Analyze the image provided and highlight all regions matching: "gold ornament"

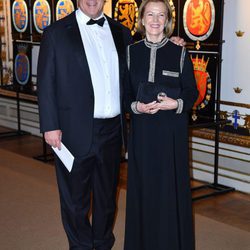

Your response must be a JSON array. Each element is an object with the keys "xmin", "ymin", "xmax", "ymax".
[
  {"xmin": 235, "ymin": 30, "xmax": 244, "ymax": 37},
  {"xmin": 233, "ymin": 87, "xmax": 242, "ymax": 93}
]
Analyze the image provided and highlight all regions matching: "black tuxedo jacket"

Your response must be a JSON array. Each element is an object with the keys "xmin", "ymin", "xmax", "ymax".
[{"xmin": 37, "ymin": 12, "xmax": 132, "ymax": 157}]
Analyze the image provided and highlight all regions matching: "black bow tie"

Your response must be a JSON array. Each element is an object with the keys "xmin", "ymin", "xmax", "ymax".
[{"xmin": 86, "ymin": 17, "xmax": 105, "ymax": 27}]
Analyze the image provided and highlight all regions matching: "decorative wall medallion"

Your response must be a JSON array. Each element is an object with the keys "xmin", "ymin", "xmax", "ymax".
[
  {"xmin": 219, "ymin": 109, "xmax": 250, "ymax": 136},
  {"xmin": 243, "ymin": 115, "xmax": 250, "ymax": 131},
  {"xmin": 56, "ymin": 0, "xmax": 75, "ymax": 21},
  {"xmin": 114, "ymin": 0, "xmax": 139, "ymax": 36},
  {"xmin": 14, "ymin": 44, "xmax": 30, "ymax": 85},
  {"xmin": 232, "ymin": 110, "xmax": 240, "ymax": 129},
  {"xmin": 233, "ymin": 87, "xmax": 242, "ymax": 94},
  {"xmin": 235, "ymin": 30, "xmax": 244, "ymax": 37},
  {"xmin": 168, "ymin": 0, "xmax": 176, "ymax": 34},
  {"xmin": 183, "ymin": 0, "xmax": 215, "ymax": 48},
  {"xmin": 33, "ymin": 0, "xmax": 51, "ymax": 34},
  {"xmin": 12, "ymin": 0, "xmax": 28, "ymax": 33},
  {"xmin": 219, "ymin": 111, "xmax": 229, "ymax": 128}
]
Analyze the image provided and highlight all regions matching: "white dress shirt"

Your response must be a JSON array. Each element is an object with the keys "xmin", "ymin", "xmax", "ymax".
[{"xmin": 76, "ymin": 9, "xmax": 120, "ymax": 118}]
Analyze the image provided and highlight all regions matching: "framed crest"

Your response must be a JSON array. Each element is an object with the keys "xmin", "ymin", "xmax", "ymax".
[
  {"xmin": 13, "ymin": 41, "xmax": 33, "ymax": 93},
  {"xmin": 54, "ymin": 0, "xmax": 77, "ymax": 21},
  {"xmin": 31, "ymin": 0, "xmax": 53, "ymax": 42},
  {"xmin": 11, "ymin": 0, "xmax": 31, "ymax": 41},
  {"xmin": 179, "ymin": 0, "xmax": 221, "ymax": 52},
  {"xmin": 190, "ymin": 52, "xmax": 218, "ymax": 122},
  {"xmin": 113, "ymin": 0, "xmax": 140, "ymax": 36}
]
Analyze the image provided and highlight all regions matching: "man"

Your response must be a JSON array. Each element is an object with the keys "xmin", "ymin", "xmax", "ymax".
[
  {"xmin": 37, "ymin": 0, "xmax": 184, "ymax": 249},
  {"xmin": 37, "ymin": 0, "xmax": 132, "ymax": 249}
]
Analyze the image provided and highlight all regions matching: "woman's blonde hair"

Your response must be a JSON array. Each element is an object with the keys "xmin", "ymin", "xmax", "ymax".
[{"xmin": 137, "ymin": 0, "xmax": 173, "ymax": 38}]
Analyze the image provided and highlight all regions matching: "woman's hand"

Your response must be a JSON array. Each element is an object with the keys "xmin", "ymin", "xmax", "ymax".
[
  {"xmin": 136, "ymin": 97, "xmax": 178, "ymax": 114},
  {"xmin": 155, "ymin": 96, "xmax": 178, "ymax": 111},
  {"xmin": 137, "ymin": 101, "xmax": 159, "ymax": 114}
]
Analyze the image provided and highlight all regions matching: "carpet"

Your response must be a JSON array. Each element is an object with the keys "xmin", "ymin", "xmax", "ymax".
[{"xmin": 0, "ymin": 149, "xmax": 249, "ymax": 250}]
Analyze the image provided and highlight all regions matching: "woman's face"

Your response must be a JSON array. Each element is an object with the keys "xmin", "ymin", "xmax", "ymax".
[{"xmin": 142, "ymin": 2, "xmax": 168, "ymax": 42}]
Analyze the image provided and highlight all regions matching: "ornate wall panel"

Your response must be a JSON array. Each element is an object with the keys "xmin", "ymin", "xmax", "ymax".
[
  {"xmin": 13, "ymin": 41, "xmax": 32, "ymax": 93},
  {"xmin": 11, "ymin": 0, "xmax": 31, "ymax": 41},
  {"xmin": 31, "ymin": 0, "xmax": 52, "ymax": 42},
  {"xmin": 54, "ymin": 0, "xmax": 77, "ymax": 21}
]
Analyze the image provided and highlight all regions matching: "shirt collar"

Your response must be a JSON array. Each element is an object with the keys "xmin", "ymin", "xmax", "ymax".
[
  {"xmin": 76, "ymin": 8, "xmax": 105, "ymax": 26},
  {"xmin": 144, "ymin": 36, "xmax": 169, "ymax": 49}
]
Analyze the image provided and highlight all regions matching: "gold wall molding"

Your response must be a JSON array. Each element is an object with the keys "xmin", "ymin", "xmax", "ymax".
[
  {"xmin": 190, "ymin": 128, "xmax": 250, "ymax": 148},
  {"xmin": 220, "ymin": 100, "xmax": 250, "ymax": 109},
  {"xmin": 0, "ymin": 88, "xmax": 37, "ymax": 102}
]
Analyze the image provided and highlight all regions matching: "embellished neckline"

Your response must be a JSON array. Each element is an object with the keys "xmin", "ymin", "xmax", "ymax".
[{"xmin": 144, "ymin": 36, "xmax": 169, "ymax": 49}]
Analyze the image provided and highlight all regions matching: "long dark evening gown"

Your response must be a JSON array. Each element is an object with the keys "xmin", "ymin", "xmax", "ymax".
[{"xmin": 124, "ymin": 37, "xmax": 198, "ymax": 250}]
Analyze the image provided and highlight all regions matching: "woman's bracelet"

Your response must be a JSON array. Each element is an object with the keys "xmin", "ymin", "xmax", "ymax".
[
  {"xmin": 131, "ymin": 101, "xmax": 142, "ymax": 114},
  {"xmin": 176, "ymin": 99, "xmax": 183, "ymax": 114}
]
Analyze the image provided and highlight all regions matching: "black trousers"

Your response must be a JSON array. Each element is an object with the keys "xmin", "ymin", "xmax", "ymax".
[{"xmin": 55, "ymin": 116, "xmax": 122, "ymax": 250}]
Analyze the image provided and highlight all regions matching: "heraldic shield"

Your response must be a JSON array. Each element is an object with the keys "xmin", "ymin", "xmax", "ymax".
[{"xmin": 191, "ymin": 54, "xmax": 213, "ymax": 121}]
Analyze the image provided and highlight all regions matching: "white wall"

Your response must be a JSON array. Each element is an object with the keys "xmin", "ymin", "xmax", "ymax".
[
  {"xmin": 190, "ymin": 136, "xmax": 250, "ymax": 193},
  {"xmin": 221, "ymin": 0, "xmax": 250, "ymax": 124},
  {"xmin": 189, "ymin": 0, "xmax": 250, "ymax": 193}
]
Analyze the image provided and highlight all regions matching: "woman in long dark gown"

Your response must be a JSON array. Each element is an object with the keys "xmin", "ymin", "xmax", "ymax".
[{"xmin": 124, "ymin": 0, "xmax": 198, "ymax": 249}]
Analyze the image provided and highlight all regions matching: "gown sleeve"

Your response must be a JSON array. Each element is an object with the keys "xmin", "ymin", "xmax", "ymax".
[
  {"xmin": 178, "ymin": 49, "xmax": 199, "ymax": 113},
  {"xmin": 124, "ymin": 45, "xmax": 138, "ymax": 114}
]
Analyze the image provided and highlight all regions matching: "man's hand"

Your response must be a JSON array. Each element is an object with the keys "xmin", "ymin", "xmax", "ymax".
[
  {"xmin": 170, "ymin": 36, "xmax": 186, "ymax": 46},
  {"xmin": 44, "ymin": 130, "xmax": 62, "ymax": 149}
]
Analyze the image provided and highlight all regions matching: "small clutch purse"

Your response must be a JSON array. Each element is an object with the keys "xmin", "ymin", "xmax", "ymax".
[{"xmin": 136, "ymin": 82, "xmax": 168, "ymax": 103}]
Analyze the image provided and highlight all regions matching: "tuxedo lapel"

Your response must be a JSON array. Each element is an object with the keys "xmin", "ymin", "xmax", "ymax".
[{"xmin": 64, "ymin": 12, "xmax": 91, "ymax": 73}]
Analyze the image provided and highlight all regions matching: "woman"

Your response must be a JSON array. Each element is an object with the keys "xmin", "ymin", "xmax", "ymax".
[{"xmin": 124, "ymin": 0, "xmax": 198, "ymax": 249}]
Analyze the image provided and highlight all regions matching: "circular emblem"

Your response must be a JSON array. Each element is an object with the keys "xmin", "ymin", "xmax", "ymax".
[
  {"xmin": 15, "ymin": 52, "xmax": 30, "ymax": 85},
  {"xmin": 183, "ymin": 0, "xmax": 215, "ymax": 41},
  {"xmin": 114, "ymin": 0, "xmax": 139, "ymax": 36},
  {"xmin": 56, "ymin": 0, "xmax": 75, "ymax": 21},
  {"xmin": 33, "ymin": 0, "xmax": 51, "ymax": 34},
  {"xmin": 12, "ymin": 0, "xmax": 28, "ymax": 32},
  {"xmin": 191, "ymin": 55, "xmax": 212, "ymax": 113}
]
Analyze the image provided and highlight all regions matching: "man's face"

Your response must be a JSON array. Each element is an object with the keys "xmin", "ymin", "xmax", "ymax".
[{"xmin": 78, "ymin": 0, "xmax": 105, "ymax": 19}]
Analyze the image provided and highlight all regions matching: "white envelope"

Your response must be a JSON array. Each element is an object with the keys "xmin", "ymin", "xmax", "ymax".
[{"xmin": 52, "ymin": 142, "xmax": 74, "ymax": 172}]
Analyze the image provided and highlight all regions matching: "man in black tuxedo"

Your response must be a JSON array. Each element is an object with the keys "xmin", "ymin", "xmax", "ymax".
[{"xmin": 37, "ymin": 0, "xmax": 132, "ymax": 249}]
